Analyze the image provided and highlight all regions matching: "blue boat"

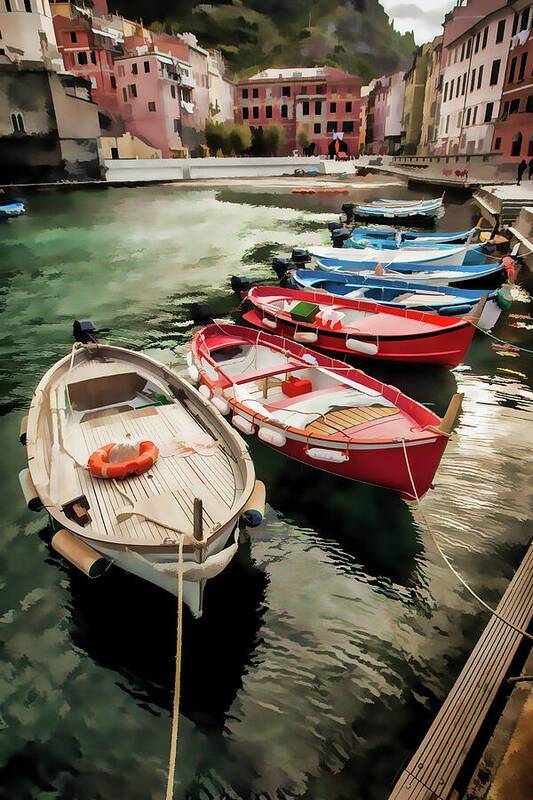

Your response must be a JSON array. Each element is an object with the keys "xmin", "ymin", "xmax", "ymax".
[
  {"xmin": 338, "ymin": 226, "xmax": 479, "ymax": 249},
  {"xmin": 342, "ymin": 195, "xmax": 444, "ymax": 223},
  {"xmin": 0, "ymin": 201, "xmax": 25, "ymax": 220},
  {"xmin": 288, "ymin": 269, "xmax": 508, "ymax": 329}
]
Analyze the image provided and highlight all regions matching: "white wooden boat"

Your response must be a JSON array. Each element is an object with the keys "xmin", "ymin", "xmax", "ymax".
[
  {"xmin": 19, "ymin": 336, "xmax": 258, "ymax": 617},
  {"xmin": 308, "ymin": 242, "xmax": 484, "ymax": 267}
]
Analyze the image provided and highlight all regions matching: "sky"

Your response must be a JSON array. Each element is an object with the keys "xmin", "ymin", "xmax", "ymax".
[{"xmin": 380, "ymin": 0, "xmax": 457, "ymax": 45}]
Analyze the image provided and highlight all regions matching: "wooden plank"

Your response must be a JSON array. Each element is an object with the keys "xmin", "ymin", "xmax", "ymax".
[{"xmin": 389, "ymin": 542, "xmax": 533, "ymax": 800}]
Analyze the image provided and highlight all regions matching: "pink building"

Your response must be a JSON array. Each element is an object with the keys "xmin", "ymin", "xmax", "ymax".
[
  {"xmin": 114, "ymin": 50, "xmax": 195, "ymax": 156},
  {"xmin": 436, "ymin": 0, "xmax": 514, "ymax": 154},
  {"xmin": 235, "ymin": 67, "xmax": 362, "ymax": 156},
  {"xmin": 365, "ymin": 71, "xmax": 405, "ymax": 155}
]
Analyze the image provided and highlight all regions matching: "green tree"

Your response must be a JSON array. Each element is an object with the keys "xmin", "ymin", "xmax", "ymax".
[
  {"xmin": 228, "ymin": 123, "xmax": 252, "ymax": 154},
  {"xmin": 264, "ymin": 124, "xmax": 286, "ymax": 156},
  {"xmin": 297, "ymin": 125, "xmax": 310, "ymax": 151},
  {"xmin": 205, "ymin": 120, "xmax": 226, "ymax": 155}
]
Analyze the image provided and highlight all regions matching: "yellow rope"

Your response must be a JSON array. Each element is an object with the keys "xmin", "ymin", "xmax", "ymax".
[
  {"xmin": 165, "ymin": 534, "xmax": 184, "ymax": 800},
  {"xmin": 400, "ymin": 439, "xmax": 533, "ymax": 642}
]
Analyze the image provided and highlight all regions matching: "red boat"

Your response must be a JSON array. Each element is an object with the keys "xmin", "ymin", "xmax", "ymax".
[
  {"xmin": 242, "ymin": 285, "xmax": 480, "ymax": 368},
  {"xmin": 189, "ymin": 323, "xmax": 463, "ymax": 499}
]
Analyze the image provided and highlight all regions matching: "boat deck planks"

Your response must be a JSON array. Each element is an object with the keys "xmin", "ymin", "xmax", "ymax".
[
  {"xmin": 306, "ymin": 405, "xmax": 398, "ymax": 436},
  {"xmin": 388, "ymin": 541, "xmax": 533, "ymax": 800}
]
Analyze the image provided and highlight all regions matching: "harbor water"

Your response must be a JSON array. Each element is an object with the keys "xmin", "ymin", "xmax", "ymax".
[{"xmin": 0, "ymin": 178, "xmax": 532, "ymax": 800}]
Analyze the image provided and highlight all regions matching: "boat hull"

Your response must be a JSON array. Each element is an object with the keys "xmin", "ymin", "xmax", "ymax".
[{"xmin": 242, "ymin": 307, "xmax": 475, "ymax": 367}]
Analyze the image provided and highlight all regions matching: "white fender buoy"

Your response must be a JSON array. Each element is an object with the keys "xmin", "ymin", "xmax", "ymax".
[
  {"xmin": 187, "ymin": 364, "xmax": 199, "ymax": 382},
  {"xmin": 19, "ymin": 415, "xmax": 29, "ymax": 446},
  {"xmin": 346, "ymin": 338, "xmax": 379, "ymax": 355},
  {"xmin": 211, "ymin": 395, "xmax": 230, "ymax": 415},
  {"xmin": 241, "ymin": 480, "xmax": 266, "ymax": 527},
  {"xmin": 262, "ymin": 316, "xmax": 277, "ymax": 329},
  {"xmin": 51, "ymin": 529, "xmax": 110, "ymax": 578},
  {"xmin": 18, "ymin": 468, "xmax": 43, "ymax": 512},
  {"xmin": 258, "ymin": 426, "xmax": 286, "ymax": 447},
  {"xmin": 294, "ymin": 331, "xmax": 318, "ymax": 344},
  {"xmin": 198, "ymin": 383, "xmax": 211, "ymax": 399},
  {"xmin": 307, "ymin": 447, "xmax": 349, "ymax": 463},
  {"xmin": 232, "ymin": 414, "xmax": 256, "ymax": 435}
]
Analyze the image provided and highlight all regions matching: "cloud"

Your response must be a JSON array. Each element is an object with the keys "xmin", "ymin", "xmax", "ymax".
[{"xmin": 380, "ymin": 0, "xmax": 456, "ymax": 44}]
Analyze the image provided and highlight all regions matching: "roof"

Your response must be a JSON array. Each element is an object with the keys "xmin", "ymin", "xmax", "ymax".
[{"xmin": 242, "ymin": 65, "xmax": 361, "ymax": 83}]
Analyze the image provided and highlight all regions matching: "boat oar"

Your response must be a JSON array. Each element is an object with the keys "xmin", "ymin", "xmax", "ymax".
[
  {"xmin": 426, "ymin": 393, "xmax": 464, "ymax": 438},
  {"xmin": 49, "ymin": 387, "xmax": 80, "ymax": 507}
]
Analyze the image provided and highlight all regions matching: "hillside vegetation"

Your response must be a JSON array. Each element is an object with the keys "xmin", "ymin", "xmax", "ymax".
[{"xmin": 111, "ymin": 0, "xmax": 416, "ymax": 80}]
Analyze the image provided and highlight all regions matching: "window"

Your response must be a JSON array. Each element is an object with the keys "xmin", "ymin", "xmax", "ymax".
[
  {"xmin": 174, "ymin": 119, "xmax": 179, "ymax": 132},
  {"xmin": 90, "ymin": 51, "xmax": 96, "ymax": 65},
  {"xmin": 282, "ymin": 86, "xmax": 291, "ymax": 97},
  {"xmin": 443, "ymin": 83, "xmax": 448, "ymax": 103},
  {"xmin": 458, "ymin": 110, "xmax": 462, "ymax": 128},
  {"xmin": 300, "ymin": 85, "xmax": 308, "ymax": 94},
  {"xmin": 477, "ymin": 65, "xmax": 483, "ymax": 89},
  {"xmin": 326, "ymin": 121, "xmax": 338, "ymax": 132},
  {"xmin": 450, "ymin": 79, "xmax": 454, "ymax": 97},
  {"xmin": 144, "ymin": 60, "xmax": 150, "ymax": 73},
  {"xmin": 24, "ymin": 0, "xmax": 31, "ymax": 11},
  {"xmin": 512, "ymin": 12, "xmax": 519, "ymax": 37},
  {"xmin": 466, "ymin": 108, "xmax": 471, "ymax": 126},
  {"xmin": 454, "ymin": 48, "xmax": 458, "ymax": 63},
  {"xmin": 482, "ymin": 27, "xmax": 488, "ymax": 48},
  {"xmin": 314, "ymin": 123, "xmax": 321, "ymax": 134},
  {"xmin": 496, "ymin": 19, "xmax": 506, "ymax": 43},
  {"xmin": 128, "ymin": 84, "xmax": 137, "ymax": 98},
  {"xmin": 302, "ymin": 101, "xmax": 309, "ymax": 115},
  {"xmin": 527, "ymin": 95, "xmax": 533, "ymax": 113},
  {"xmin": 474, "ymin": 31, "xmax": 480, "ymax": 53},
  {"xmin": 5, "ymin": 0, "xmax": 11, "ymax": 10},
  {"xmin": 330, "ymin": 101, "xmax": 336, "ymax": 112},
  {"xmin": 502, "ymin": 100, "xmax": 509, "ymax": 119},
  {"xmin": 484, "ymin": 101, "xmax": 494, "ymax": 122},
  {"xmin": 494, "ymin": 137, "xmax": 501, "ymax": 150},
  {"xmin": 314, "ymin": 100, "xmax": 322, "ymax": 114},
  {"xmin": 122, "ymin": 87, "xmax": 127, "ymax": 101},
  {"xmin": 345, "ymin": 101, "xmax": 352, "ymax": 112},
  {"xmin": 461, "ymin": 72, "xmax": 467, "ymax": 95},
  {"xmin": 252, "ymin": 88, "xmax": 259, "ymax": 98},
  {"xmin": 509, "ymin": 56, "xmax": 517, "ymax": 83},
  {"xmin": 242, "ymin": 88, "xmax": 248, "ymax": 99},
  {"xmin": 70, "ymin": 32, "xmax": 77, "ymax": 44},
  {"xmin": 171, "ymin": 84, "xmax": 176, "ymax": 98},
  {"xmin": 518, "ymin": 52, "xmax": 527, "ymax": 81},
  {"xmin": 110, "ymin": 75, "xmax": 116, "ymax": 89},
  {"xmin": 472, "ymin": 106, "xmax": 477, "ymax": 124},
  {"xmin": 148, "ymin": 101, "xmax": 156, "ymax": 112},
  {"xmin": 316, "ymin": 84, "xmax": 326, "ymax": 94},
  {"xmin": 342, "ymin": 120, "xmax": 354, "ymax": 132},
  {"xmin": 78, "ymin": 51, "xmax": 88, "ymax": 65},
  {"xmin": 509, "ymin": 98, "xmax": 520, "ymax": 114},
  {"xmin": 132, "ymin": 63, "xmax": 138, "ymax": 75},
  {"xmin": 470, "ymin": 69, "xmax": 476, "ymax": 92},
  {"xmin": 252, "ymin": 106, "xmax": 259, "ymax": 119},
  {"xmin": 456, "ymin": 78, "xmax": 461, "ymax": 98},
  {"xmin": 460, "ymin": 42, "xmax": 465, "ymax": 61},
  {"xmin": 266, "ymin": 105, "xmax": 272, "ymax": 118},
  {"xmin": 520, "ymin": 8, "xmax": 530, "ymax": 31},
  {"xmin": 445, "ymin": 114, "xmax": 450, "ymax": 134},
  {"xmin": 511, "ymin": 131, "xmax": 523, "ymax": 156},
  {"xmin": 466, "ymin": 38, "xmax": 471, "ymax": 58},
  {"xmin": 242, "ymin": 107, "xmax": 249, "ymax": 119},
  {"xmin": 118, "ymin": 65, "xmax": 125, "ymax": 77},
  {"xmin": 10, "ymin": 112, "xmax": 24, "ymax": 133},
  {"xmin": 490, "ymin": 59, "xmax": 500, "ymax": 85}
]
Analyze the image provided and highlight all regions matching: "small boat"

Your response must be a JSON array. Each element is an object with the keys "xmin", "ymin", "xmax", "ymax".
[
  {"xmin": 313, "ymin": 254, "xmax": 508, "ymax": 288},
  {"xmin": 289, "ymin": 269, "xmax": 508, "ymax": 329},
  {"xmin": 241, "ymin": 286, "xmax": 480, "ymax": 367},
  {"xmin": 189, "ymin": 322, "xmax": 463, "ymax": 499},
  {"xmin": 342, "ymin": 196, "xmax": 444, "ymax": 222},
  {"xmin": 307, "ymin": 241, "xmax": 485, "ymax": 267},
  {"xmin": 0, "ymin": 201, "xmax": 25, "ymax": 220},
  {"xmin": 18, "ymin": 322, "xmax": 260, "ymax": 618},
  {"xmin": 331, "ymin": 226, "xmax": 481, "ymax": 249}
]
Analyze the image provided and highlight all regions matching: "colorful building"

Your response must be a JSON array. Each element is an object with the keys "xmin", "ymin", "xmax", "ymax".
[
  {"xmin": 235, "ymin": 67, "xmax": 362, "ymax": 156},
  {"xmin": 208, "ymin": 49, "xmax": 234, "ymax": 123},
  {"xmin": 401, "ymin": 44, "xmax": 431, "ymax": 154},
  {"xmin": 419, "ymin": 35, "xmax": 443, "ymax": 155},
  {"xmin": 436, "ymin": 0, "xmax": 514, "ymax": 155},
  {"xmin": 365, "ymin": 71, "xmax": 405, "ymax": 155},
  {"xmin": 0, "ymin": 0, "xmax": 63, "ymax": 69},
  {"xmin": 492, "ymin": 0, "xmax": 533, "ymax": 160}
]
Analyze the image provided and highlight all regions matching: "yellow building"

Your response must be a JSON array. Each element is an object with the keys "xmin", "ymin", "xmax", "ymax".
[
  {"xmin": 419, "ymin": 35, "xmax": 443, "ymax": 156},
  {"xmin": 401, "ymin": 43, "xmax": 431, "ymax": 154}
]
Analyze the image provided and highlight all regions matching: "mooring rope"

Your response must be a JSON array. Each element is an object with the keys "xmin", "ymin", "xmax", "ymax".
[
  {"xmin": 470, "ymin": 322, "xmax": 533, "ymax": 355},
  {"xmin": 165, "ymin": 533, "xmax": 185, "ymax": 800},
  {"xmin": 400, "ymin": 439, "xmax": 533, "ymax": 642}
]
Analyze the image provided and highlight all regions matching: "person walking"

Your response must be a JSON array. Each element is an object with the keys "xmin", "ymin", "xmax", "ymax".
[
  {"xmin": 529, "ymin": 158, "xmax": 533, "ymax": 180},
  {"xmin": 517, "ymin": 159, "xmax": 527, "ymax": 185}
]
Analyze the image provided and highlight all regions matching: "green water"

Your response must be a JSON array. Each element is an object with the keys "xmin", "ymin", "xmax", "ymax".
[{"xmin": 1, "ymin": 181, "xmax": 532, "ymax": 800}]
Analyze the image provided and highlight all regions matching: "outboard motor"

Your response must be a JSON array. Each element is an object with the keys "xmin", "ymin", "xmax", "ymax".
[
  {"xmin": 331, "ymin": 228, "xmax": 353, "ymax": 248},
  {"xmin": 341, "ymin": 202, "xmax": 356, "ymax": 224},
  {"xmin": 272, "ymin": 257, "xmax": 293, "ymax": 280},
  {"xmin": 191, "ymin": 302, "xmax": 214, "ymax": 324},
  {"xmin": 230, "ymin": 275, "xmax": 253, "ymax": 294},
  {"xmin": 327, "ymin": 221, "xmax": 344, "ymax": 233},
  {"xmin": 73, "ymin": 320, "xmax": 110, "ymax": 344},
  {"xmin": 291, "ymin": 248, "xmax": 312, "ymax": 265}
]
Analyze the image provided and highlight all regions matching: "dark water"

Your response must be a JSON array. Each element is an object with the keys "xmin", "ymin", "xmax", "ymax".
[{"xmin": 1, "ymin": 178, "xmax": 532, "ymax": 800}]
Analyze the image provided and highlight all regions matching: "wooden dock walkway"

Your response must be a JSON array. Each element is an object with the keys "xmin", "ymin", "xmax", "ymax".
[{"xmin": 389, "ymin": 541, "xmax": 533, "ymax": 800}]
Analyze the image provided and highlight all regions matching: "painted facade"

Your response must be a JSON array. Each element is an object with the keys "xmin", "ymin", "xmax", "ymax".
[
  {"xmin": 208, "ymin": 50, "xmax": 234, "ymax": 123},
  {"xmin": 235, "ymin": 67, "xmax": 362, "ymax": 156},
  {"xmin": 365, "ymin": 71, "xmax": 405, "ymax": 155},
  {"xmin": 437, "ymin": 0, "xmax": 514, "ymax": 154},
  {"xmin": 492, "ymin": 0, "xmax": 533, "ymax": 160},
  {"xmin": 401, "ymin": 44, "xmax": 431, "ymax": 154},
  {"xmin": 419, "ymin": 36, "xmax": 443, "ymax": 155},
  {"xmin": 0, "ymin": 0, "xmax": 63, "ymax": 69}
]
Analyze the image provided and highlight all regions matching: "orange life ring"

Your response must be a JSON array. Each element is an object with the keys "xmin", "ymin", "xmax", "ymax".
[{"xmin": 88, "ymin": 441, "xmax": 159, "ymax": 479}]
